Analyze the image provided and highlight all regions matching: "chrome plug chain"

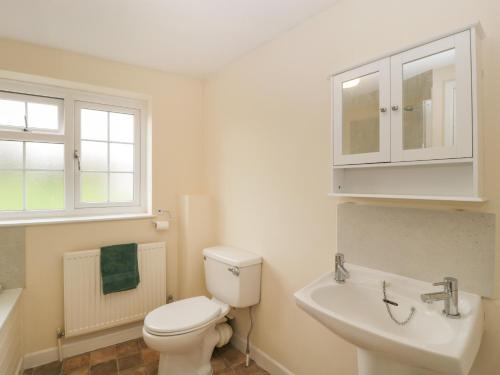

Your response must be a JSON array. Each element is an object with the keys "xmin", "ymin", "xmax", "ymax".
[{"xmin": 382, "ymin": 280, "xmax": 416, "ymax": 326}]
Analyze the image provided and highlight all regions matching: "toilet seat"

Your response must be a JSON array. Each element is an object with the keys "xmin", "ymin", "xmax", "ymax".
[{"xmin": 144, "ymin": 296, "xmax": 224, "ymax": 336}]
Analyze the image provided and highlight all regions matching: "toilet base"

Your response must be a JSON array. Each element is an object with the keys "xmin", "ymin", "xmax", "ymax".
[
  {"xmin": 153, "ymin": 324, "xmax": 219, "ymax": 375},
  {"xmin": 158, "ymin": 353, "xmax": 213, "ymax": 375}
]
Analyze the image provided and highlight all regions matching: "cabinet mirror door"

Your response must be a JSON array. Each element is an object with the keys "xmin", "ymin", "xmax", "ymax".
[
  {"xmin": 333, "ymin": 58, "xmax": 390, "ymax": 165},
  {"xmin": 391, "ymin": 30, "xmax": 472, "ymax": 162}
]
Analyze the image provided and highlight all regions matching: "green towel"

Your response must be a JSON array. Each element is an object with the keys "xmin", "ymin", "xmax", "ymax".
[{"xmin": 100, "ymin": 243, "xmax": 140, "ymax": 295}]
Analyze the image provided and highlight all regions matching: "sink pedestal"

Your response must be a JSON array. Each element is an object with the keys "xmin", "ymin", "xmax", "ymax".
[{"xmin": 357, "ymin": 349, "xmax": 441, "ymax": 375}]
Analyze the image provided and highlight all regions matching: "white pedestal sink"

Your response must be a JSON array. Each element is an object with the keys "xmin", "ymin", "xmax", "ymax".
[{"xmin": 294, "ymin": 264, "xmax": 483, "ymax": 375}]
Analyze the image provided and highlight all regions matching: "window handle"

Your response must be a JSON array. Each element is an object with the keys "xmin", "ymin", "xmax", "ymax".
[
  {"xmin": 23, "ymin": 115, "xmax": 29, "ymax": 132},
  {"xmin": 74, "ymin": 150, "xmax": 81, "ymax": 171}
]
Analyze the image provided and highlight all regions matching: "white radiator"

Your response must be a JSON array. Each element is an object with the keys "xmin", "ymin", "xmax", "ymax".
[{"xmin": 63, "ymin": 242, "xmax": 166, "ymax": 338}]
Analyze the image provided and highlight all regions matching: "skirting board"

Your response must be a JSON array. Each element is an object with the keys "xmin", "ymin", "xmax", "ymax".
[
  {"xmin": 231, "ymin": 334, "xmax": 294, "ymax": 375},
  {"xmin": 23, "ymin": 324, "xmax": 143, "ymax": 370}
]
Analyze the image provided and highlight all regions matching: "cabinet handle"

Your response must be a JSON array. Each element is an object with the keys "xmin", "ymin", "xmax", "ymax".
[
  {"xmin": 380, "ymin": 107, "xmax": 387, "ymax": 113},
  {"xmin": 391, "ymin": 105, "xmax": 399, "ymax": 111}
]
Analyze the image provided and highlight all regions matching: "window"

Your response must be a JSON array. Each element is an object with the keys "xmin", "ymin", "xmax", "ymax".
[
  {"xmin": 0, "ymin": 92, "xmax": 62, "ymax": 132},
  {"xmin": 76, "ymin": 103, "xmax": 139, "ymax": 207},
  {"xmin": 0, "ymin": 78, "xmax": 149, "ymax": 222},
  {"xmin": 0, "ymin": 92, "xmax": 65, "ymax": 213}
]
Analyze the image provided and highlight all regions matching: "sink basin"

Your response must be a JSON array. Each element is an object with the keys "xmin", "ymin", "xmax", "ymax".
[{"xmin": 294, "ymin": 264, "xmax": 483, "ymax": 375}]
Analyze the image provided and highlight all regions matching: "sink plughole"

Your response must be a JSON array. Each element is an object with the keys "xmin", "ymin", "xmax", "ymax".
[{"xmin": 294, "ymin": 264, "xmax": 483, "ymax": 375}]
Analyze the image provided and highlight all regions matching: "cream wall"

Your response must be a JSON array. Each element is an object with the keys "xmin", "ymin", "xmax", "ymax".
[
  {"xmin": 178, "ymin": 194, "xmax": 214, "ymax": 299},
  {"xmin": 203, "ymin": 0, "xmax": 500, "ymax": 374},
  {"xmin": 0, "ymin": 38, "xmax": 205, "ymax": 353}
]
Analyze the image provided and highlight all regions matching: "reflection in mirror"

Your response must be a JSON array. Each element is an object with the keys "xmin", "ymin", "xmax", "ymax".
[
  {"xmin": 403, "ymin": 49, "xmax": 456, "ymax": 150},
  {"xmin": 342, "ymin": 72, "xmax": 380, "ymax": 155}
]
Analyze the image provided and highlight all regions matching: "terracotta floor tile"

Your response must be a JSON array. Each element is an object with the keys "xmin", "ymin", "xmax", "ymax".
[
  {"xmin": 26, "ymin": 341, "xmax": 265, "ymax": 375},
  {"xmin": 211, "ymin": 357, "xmax": 227, "ymax": 372},
  {"xmin": 62, "ymin": 353, "xmax": 90, "ymax": 374},
  {"xmin": 116, "ymin": 339, "xmax": 140, "ymax": 358},
  {"xmin": 233, "ymin": 362, "xmax": 269, "ymax": 375},
  {"xmin": 33, "ymin": 361, "xmax": 62, "ymax": 375},
  {"xmin": 118, "ymin": 352, "xmax": 142, "ymax": 371},
  {"xmin": 89, "ymin": 345, "xmax": 117, "ymax": 366},
  {"xmin": 137, "ymin": 338, "xmax": 148, "ymax": 349},
  {"xmin": 215, "ymin": 369, "xmax": 238, "ymax": 375},
  {"xmin": 66, "ymin": 368, "xmax": 89, "ymax": 375},
  {"xmin": 141, "ymin": 348, "xmax": 159, "ymax": 364},
  {"xmin": 145, "ymin": 360, "xmax": 159, "ymax": 375},
  {"xmin": 89, "ymin": 360, "xmax": 117, "ymax": 375},
  {"xmin": 119, "ymin": 366, "xmax": 150, "ymax": 375},
  {"xmin": 221, "ymin": 346, "xmax": 247, "ymax": 368}
]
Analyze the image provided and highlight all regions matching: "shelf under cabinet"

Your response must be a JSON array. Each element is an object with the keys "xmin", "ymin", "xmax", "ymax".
[
  {"xmin": 333, "ymin": 157, "xmax": 474, "ymax": 169},
  {"xmin": 329, "ymin": 192, "xmax": 485, "ymax": 202},
  {"xmin": 332, "ymin": 160, "xmax": 482, "ymax": 202}
]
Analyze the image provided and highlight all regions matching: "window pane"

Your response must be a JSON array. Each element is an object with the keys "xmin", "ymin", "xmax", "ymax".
[
  {"xmin": 110, "ymin": 113, "xmax": 134, "ymax": 143},
  {"xmin": 110, "ymin": 143, "xmax": 134, "ymax": 172},
  {"xmin": 27, "ymin": 102, "xmax": 59, "ymax": 130},
  {"xmin": 0, "ymin": 141, "xmax": 23, "ymax": 169},
  {"xmin": 81, "ymin": 141, "xmax": 108, "ymax": 171},
  {"xmin": 81, "ymin": 109, "xmax": 108, "ymax": 141},
  {"xmin": 0, "ymin": 99, "xmax": 25, "ymax": 128},
  {"xmin": 81, "ymin": 172, "xmax": 108, "ymax": 203},
  {"xmin": 0, "ymin": 171, "xmax": 23, "ymax": 211},
  {"xmin": 26, "ymin": 142, "xmax": 64, "ymax": 170},
  {"xmin": 110, "ymin": 173, "xmax": 133, "ymax": 202},
  {"xmin": 26, "ymin": 171, "xmax": 64, "ymax": 210}
]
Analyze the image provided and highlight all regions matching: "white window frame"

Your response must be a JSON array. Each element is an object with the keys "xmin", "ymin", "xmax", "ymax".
[
  {"xmin": 0, "ymin": 72, "xmax": 151, "ymax": 223},
  {"xmin": 74, "ymin": 101, "xmax": 142, "ymax": 209}
]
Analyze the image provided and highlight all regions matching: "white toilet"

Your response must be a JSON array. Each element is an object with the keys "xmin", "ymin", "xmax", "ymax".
[{"xmin": 143, "ymin": 246, "xmax": 263, "ymax": 375}]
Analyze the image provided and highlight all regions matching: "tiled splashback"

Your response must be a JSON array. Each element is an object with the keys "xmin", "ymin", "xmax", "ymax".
[
  {"xmin": 0, "ymin": 227, "xmax": 25, "ymax": 289},
  {"xmin": 338, "ymin": 203, "xmax": 495, "ymax": 297}
]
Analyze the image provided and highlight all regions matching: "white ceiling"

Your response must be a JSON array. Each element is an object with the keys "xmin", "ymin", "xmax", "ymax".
[{"xmin": 0, "ymin": 0, "xmax": 338, "ymax": 76}]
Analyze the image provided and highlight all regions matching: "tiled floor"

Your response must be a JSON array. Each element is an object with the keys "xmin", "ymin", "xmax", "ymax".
[{"xmin": 23, "ymin": 338, "xmax": 269, "ymax": 375}]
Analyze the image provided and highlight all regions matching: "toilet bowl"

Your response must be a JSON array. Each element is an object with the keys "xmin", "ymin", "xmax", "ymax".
[
  {"xmin": 143, "ymin": 296, "xmax": 230, "ymax": 375},
  {"xmin": 143, "ymin": 246, "xmax": 263, "ymax": 375}
]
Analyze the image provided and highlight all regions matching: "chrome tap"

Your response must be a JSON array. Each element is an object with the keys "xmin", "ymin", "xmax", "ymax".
[
  {"xmin": 334, "ymin": 253, "xmax": 350, "ymax": 284},
  {"xmin": 420, "ymin": 277, "xmax": 460, "ymax": 319}
]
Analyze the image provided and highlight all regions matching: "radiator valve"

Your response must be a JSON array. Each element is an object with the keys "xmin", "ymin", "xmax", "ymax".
[{"xmin": 56, "ymin": 328, "xmax": 65, "ymax": 339}]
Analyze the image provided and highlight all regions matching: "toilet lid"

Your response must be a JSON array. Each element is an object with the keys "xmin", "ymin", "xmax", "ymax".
[{"xmin": 144, "ymin": 296, "xmax": 221, "ymax": 335}]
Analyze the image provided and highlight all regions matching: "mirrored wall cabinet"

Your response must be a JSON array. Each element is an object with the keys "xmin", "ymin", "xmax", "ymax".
[{"xmin": 331, "ymin": 24, "xmax": 484, "ymax": 201}]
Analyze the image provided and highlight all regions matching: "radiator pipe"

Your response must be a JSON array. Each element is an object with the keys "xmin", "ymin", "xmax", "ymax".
[
  {"xmin": 245, "ymin": 306, "xmax": 254, "ymax": 367},
  {"xmin": 56, "ymin": 329, "xmax": 65, "ymax": 362}
]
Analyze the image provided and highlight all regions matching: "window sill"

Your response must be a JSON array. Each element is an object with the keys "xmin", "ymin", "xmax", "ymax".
[{"xmin": 0, "ymin": 213, "xmax": 154, "ymax": 227}]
